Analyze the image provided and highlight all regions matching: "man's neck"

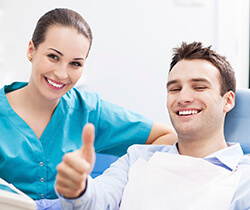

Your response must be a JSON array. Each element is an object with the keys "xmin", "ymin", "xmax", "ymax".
[{"xmin": 177, "ymin": 134, "xmax": 228, "ymax": 158}]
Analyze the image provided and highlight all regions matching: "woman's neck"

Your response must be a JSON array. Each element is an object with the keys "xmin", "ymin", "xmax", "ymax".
[
  {"xmin": 20, "ymin": 83, "xmax": 59, "ymax": 113},
  {"xmin": 6, "ymin": 82, "xmax": 59, "ymax": 139}
]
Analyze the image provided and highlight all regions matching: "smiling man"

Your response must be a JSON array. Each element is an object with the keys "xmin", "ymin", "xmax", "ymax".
[
  {"xmin": 56, "ymin": 42, "xmax": 250, "ymax": 210},
  {"xmin": 166, "ymin": 52, "xmax": 234, "ymax": 158}
]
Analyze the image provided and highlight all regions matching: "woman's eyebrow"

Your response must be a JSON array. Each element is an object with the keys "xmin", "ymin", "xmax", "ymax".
[
  {"xmin": 48, "ymin": 48, "xmax": 63, "ymax": 56},
  {"xmin": 73, "ymin": 58, "xmax": 84, "ymax": 61},
  {"xmin": 48, "ymin": 48, "xmax": 85, "ymax": 60}
]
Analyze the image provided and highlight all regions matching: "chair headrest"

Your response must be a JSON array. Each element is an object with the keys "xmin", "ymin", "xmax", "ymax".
[{"xmin": 224, "ymin": 89, "xmax": 250, "ymax": 154}]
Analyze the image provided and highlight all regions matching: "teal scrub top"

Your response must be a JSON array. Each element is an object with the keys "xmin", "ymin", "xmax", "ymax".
[{"xmin": 0, "ymin": 82, "xmax": 153, "ymax": 200}]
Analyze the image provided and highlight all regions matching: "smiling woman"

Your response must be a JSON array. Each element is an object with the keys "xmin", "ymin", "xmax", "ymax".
[
  {"xmin": 27, "ymin": 25, "xmax": 90, "ymax": 103},
  {"xmin": 0, "ymin": 8, "xmax": 176, "ymax": 204}
]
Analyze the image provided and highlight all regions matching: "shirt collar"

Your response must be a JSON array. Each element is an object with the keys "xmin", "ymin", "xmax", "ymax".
[
  {"xmin": 168, "ymin": 142, "xmax": 180, "ymax": 155},
  {"xmin": 170, "ymin": 142, "xmax": 244, "ymax": 171},
  {"xmin": 204, "ymin": 143, "xmax": 244, "ymax": 170}
]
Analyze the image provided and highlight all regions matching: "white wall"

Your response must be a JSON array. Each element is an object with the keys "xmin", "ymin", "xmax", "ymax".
[{"xmin": 0, "ymin": 0, "xmax": 249, "ymax": 125}]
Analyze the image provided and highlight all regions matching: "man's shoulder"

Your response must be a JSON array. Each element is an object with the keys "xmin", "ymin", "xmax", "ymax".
[
  {"xmin": 240, "ymin": 154, "xmax": 250, "ymax": 165},
  {"xmin": 237, "ymin": 155, "xmax": 250, "ymax": 183},
  {"xmin": 238, "ymin": 155, "xmax": 250, "ymax": 171}
]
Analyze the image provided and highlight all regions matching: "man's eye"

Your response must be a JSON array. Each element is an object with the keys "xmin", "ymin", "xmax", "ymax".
[
  {"xmin": 195, "ymin": 86, "xmax": 207, "ymax": 90},
  {"xmin": 48, "ymin": 54, "xmax": 59, "ymax": 60},
  {"xmin": 71, "ymin": 62, "xmax": 82, "ymax": 67},
  {"xmin": 169, "ymin": 88, "xmax": 181, "ymax": 92}
]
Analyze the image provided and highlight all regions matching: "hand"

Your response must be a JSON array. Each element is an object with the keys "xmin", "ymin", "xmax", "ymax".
[{"xmin": 56, "ymin": 123, "xmax": 96, "ymax": 198}]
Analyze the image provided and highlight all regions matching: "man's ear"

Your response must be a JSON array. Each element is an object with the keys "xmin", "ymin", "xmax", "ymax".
[
  {"xmin": 223, "ymin": 91, "xmax": 235, "ymax": 113},
  {"xmin": 27, "ymin": 40, "xmax": 35, "ymax": 61}
]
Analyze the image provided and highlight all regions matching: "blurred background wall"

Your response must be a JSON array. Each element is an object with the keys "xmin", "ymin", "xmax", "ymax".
[{"xmin": 0, "ymin": 0, "xmax": 248, "ymax": 125}]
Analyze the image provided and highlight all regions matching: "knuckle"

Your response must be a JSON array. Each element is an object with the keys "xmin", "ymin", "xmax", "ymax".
[
  {"xmin": 77, "ymin": 175, "xmax": 85, "ymax": 185},
  {"xmin": 63, "ymin": 153, "xmax": 73, "ymax": 163},
  {"xmin": 56, "ymin": 185, "xmax": 63, "ymax": 194},
  {"xmin": 56, "ymin": 163, "xmax": 65, "ymax": 173},
  {"xmin": 56, "ymin": 175, "xmax": 63, "ymax": 184}
]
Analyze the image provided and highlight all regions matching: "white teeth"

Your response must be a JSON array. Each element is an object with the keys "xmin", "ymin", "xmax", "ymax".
[
  {"xmin": 179, "ymin": 110, "xmax": 198, "ymax": 116},
  {"xmin": 47, "ymin": 78, "xmax": 63, "ymax": 88}
]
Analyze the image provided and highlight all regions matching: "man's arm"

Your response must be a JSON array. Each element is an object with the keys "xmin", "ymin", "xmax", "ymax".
[
  {"xmin": 55, "ymin": 123, "xmax": 131, "ymax": 209},
  {"xmin": 56, "ymin": 123, "xmax": 95, "ymax": 199},
  {"xmin": 146, "ymin": 121, "xmax": 177, "ymax": 145}
]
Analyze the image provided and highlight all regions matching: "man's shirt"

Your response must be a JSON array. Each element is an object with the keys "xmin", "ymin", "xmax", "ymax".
[{"xmin": 58, "ymin": 143, "xmax": 250, "ymax": 210}]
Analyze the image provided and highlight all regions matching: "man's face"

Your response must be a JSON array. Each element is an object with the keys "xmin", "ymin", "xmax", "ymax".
[{"xmin": 167, "ymin": 59, "xmax": 230, "ymax": 140}]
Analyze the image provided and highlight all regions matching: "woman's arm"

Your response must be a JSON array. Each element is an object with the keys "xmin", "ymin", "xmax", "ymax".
[{"xmin": 145, "ymin": 121, "xmax": 177, "ymax": 145}]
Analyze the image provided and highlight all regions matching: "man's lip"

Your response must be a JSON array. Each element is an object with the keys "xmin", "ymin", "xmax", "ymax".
[{"xmin": 175, "ymin": 109, "xmax": 201, "ymax": 116}]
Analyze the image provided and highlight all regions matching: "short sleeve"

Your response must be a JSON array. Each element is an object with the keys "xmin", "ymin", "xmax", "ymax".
[{"xmin": 94, "ymin": 99, "xmax": 153, "ymax": 156}]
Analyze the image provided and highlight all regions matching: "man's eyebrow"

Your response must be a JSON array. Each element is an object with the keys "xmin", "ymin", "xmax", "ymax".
[
  {"xmin": 191, "ymin": 78, "xmax": 212, "ymax": 85},
  {"xmin": 166, "ymin": 80, "xmax": 179, "ymax": 88},
  {"xmin": 166, "ymin": 78, "xmax": 212, "ymax": 88}
]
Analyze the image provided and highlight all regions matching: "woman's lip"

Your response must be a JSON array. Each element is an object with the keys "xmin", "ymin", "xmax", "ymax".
[
  {"xmin": 44, "ymin": 76, "xmax": 66, "ymax": 85},
  {"xmin": 44, "ymin": 76, "xmax": 66, "ymax": 90}
]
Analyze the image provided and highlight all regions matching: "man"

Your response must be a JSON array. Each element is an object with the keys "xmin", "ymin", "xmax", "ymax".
[{"xmin": 55, "ymin": 42, "xmax": 250, "ymax": 209}]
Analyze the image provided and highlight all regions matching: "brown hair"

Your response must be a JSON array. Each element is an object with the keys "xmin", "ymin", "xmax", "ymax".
[
  {"xmin": 169, "ymin": 42, "xmax": 236, "ymax": 96},
  {"xmin": 32, "ymin": 8, "xmax": 93, "ymax": 57}
]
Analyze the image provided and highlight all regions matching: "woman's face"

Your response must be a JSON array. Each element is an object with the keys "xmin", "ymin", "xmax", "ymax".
[{"xmin": 27, "ymin": 25, "xmax": 90, "ymax": 102}]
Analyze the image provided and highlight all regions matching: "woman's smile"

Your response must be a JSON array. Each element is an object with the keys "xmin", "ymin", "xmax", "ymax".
[{"xmin": 44, "ymin": 76, "xmax": 66, "ymax": 90}]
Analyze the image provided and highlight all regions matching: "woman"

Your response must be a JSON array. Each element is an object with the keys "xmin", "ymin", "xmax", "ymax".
[{"xmin": 0, "ymin": 8, "xmax": 176, "ymax": 201}]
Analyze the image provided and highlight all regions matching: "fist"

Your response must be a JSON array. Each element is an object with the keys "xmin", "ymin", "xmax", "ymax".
[{"xmin": 56, "ymin": 123, "xmax": 96, "ymax": 198}]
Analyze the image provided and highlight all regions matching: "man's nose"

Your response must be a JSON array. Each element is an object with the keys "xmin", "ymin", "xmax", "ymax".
[{"xmin": 177, "ymin": 88, "xmax": 194, "ymax": 104}]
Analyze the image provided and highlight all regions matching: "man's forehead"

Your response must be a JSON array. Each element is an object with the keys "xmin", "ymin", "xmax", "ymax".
[{"xmin": 167, "ymin": 59, "xmax": 220, "ymax": 84}]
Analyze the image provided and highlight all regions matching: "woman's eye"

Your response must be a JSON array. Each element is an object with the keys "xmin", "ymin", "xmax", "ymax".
[
  {"xmin": 71, "ymin": 61, "xmax": 82, "ymax": 67},
  {"xmin": 48, "ymin": 54, "xmax": 59, "ymax": 60}
]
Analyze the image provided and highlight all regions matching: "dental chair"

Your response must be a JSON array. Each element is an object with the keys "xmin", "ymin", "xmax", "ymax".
[
  {"xmin": 91, "ymin": 89, "xmax": 250, "ymax": 179},
  {"xmin": 1, "ymin": 89, "xmax": 248, "ymax": 210},
  {"xmin": 224, "ymin": 88, "xmax": 250, "ymax": 155},
  {"xmin": 91, "ymin": 153, "xmax": 119, "ymax": 178}
]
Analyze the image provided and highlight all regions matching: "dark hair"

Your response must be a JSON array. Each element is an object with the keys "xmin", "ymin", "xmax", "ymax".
[
  {"xmin": 32, "ymin": 8, "xmax": 93, "ymax": 57},
  {"xmin": 169, "ymin": 41, "xmax": 236, "ymax": 96}
]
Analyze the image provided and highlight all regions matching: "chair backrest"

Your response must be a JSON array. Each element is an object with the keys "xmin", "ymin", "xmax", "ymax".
[
  {"xmin": 91, "ymin": 89, "xmax": 250, "ymax": 178},
  {"xmin": 91, "ymin": 153, "xmax": 119, "ymax": 178},
  {"xmin": 224, "ymin": 88, "xmax": 250, "ymax": 154}
]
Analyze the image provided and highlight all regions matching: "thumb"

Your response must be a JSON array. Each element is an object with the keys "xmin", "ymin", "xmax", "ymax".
[{"xmin": 81, "ymin": 123, "xmax": 96, "ymax": 172}]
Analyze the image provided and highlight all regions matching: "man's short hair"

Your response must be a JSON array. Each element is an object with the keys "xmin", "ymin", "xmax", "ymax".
[{"xmin": 169, "ymin": 41, "xmax": 236, "ymax": 96}]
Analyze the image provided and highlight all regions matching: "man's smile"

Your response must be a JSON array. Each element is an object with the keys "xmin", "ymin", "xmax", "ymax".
[{"xmin": 177, "ymin": 109, "xmax": 201, "ymax": 116}]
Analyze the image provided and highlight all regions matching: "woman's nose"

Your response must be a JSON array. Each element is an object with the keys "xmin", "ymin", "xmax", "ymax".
[{"xmin": 54, "ymin": 65, "xmax": 68, "ymax": 80}]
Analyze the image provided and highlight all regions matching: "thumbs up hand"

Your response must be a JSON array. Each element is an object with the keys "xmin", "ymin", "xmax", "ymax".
[{"xmin": 56, "ymin": 123, "xmax": 96, "ymax": 198}]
